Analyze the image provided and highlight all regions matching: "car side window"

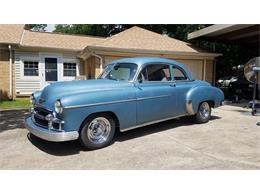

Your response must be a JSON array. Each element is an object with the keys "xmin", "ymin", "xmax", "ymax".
[
  {"xmin": 139, "ymin": 64, "xmax": 171, "ymax": 82},
  {"xmin": 173, "ymin": 66, "xmax": 188, "ymax": 81}
]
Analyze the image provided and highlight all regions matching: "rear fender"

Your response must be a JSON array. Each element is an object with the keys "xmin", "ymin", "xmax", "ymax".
[{"xmin": 185, "ymin": 86, "xmax": 224, "ymax": 115}]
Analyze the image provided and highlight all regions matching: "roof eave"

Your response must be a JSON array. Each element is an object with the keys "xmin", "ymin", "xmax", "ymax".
[
  {"xmin": 80, "ymin": 45, "xmax": 221, "ymax": 58},
  {"xmin": 188, "ymin": 24, "xmax": 255, "ymax": 40},
  {"xmin": 19, "ymin": 45, "xmax": 83, "ymax": 53},
  {"xmin": 0, "ymin": 42, "xmax": 20, "ymax": 46}
]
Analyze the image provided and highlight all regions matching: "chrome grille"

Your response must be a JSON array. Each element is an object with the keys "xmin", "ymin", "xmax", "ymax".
[
  {"xmin": 32, "ymin": 106, "xmax": 62, "ymax": 130},
  {"xmin": 34, "ymin": 107, "xmax": 51, "ymax": 117},
  {"xmin": 33, "ymin": 107, "xmax": 51, "ymax": 128}
]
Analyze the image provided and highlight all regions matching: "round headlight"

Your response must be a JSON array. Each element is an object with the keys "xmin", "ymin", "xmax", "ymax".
[
  {"xmin": 30, "ymin": 94, "xmax": 36, "ymax": 105},
  {"xmin": 54, "ymin": 100, "xmax": 63, "ymax": 114}
]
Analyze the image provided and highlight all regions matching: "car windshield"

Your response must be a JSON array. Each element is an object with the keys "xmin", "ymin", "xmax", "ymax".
[{"xmin": 99, "ymin": 63, "xmax": 138, "ymax": 81}]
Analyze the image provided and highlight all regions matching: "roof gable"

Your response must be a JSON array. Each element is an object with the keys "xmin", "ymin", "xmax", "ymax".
[
  {"xmin": 90, "ymin": 26, "xmax": 203, "ymax": 53},
  {"xmin": 0, "ymin": 24, "xmax": 25, "ymax": 44}
]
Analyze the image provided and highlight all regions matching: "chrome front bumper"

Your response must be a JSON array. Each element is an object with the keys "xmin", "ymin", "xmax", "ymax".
[{"xmin": 25, "ymin": 117, "xmax": 79, "ymax": 142}]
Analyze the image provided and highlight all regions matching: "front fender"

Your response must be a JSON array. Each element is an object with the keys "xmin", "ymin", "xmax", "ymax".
[
  {"xmin": 58, "ymin": 87, "xmax": 137, "ymax": 132},
  {"xmin": 186, "ymin": 86, "xmax": 224, "ymax": 115}
]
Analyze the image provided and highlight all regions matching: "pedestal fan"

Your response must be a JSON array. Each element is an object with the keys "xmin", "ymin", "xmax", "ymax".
[{"xmin": 244, "ymin": 57, "xmax": 260, "ymax": 117}]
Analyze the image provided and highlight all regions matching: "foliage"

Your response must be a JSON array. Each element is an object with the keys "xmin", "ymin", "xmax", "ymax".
[
  {"xmin": 54, "ymin": 24, "xmax": 120, "ymax": 36},
  {"xmin": 27, "ymin": 24, "xmax": 47, "ymax": 32},
  {"xmin": 0, "ymin": 99, "xmax": 30, "ymax": 109},
  {"xmin": 54, "ymin": 24, "xmax": 208, "ymax": 40}
]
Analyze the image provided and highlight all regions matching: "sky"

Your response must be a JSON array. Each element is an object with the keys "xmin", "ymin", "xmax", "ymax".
[{"xmin": 46, "ymin": 24, "xmax": 55, "ymax": 32}]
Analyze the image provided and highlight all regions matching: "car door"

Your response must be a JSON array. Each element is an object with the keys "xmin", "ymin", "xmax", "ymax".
[
  {"xmin": 134, "ymin": 63, "xmax": 177, "ymax": 125},
  {"xmin": 172, "ymin": 65, "xmax": 194, "ymax": 116}
]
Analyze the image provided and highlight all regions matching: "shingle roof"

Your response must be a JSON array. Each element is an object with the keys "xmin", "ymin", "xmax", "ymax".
[
  {"xmin": 21, "ymin": 30, "xmax": 105, "ymax": 51},
  {"xmin": 90, "ymin": 26, "xmax": 204, "ymax": 53},
  {"xmin": 0, "ymin": 25, "xmax": 216, "ymax": 55},
  {"xmin": 0, "ymin": 24, "xmax": 25, "ymax": 44}
]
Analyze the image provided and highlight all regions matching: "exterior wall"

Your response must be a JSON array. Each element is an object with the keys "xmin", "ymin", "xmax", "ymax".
[
  {"xmin": 15, "ymin": 51, "xmax": 41, "ymax": 96},
  {"xmin": 205, "ymin": 60, "xmax": 213, "ymax": 84},
  {"xmin": 14, "ymin": 51, "xmax": 81, "ymax": 96},
  {"xmin": 174, "ymin": 59, "xmax": 203, "ymax": 80},
  {"xmin": 0, "ymin": 49, "xmax": 11, "ymax": 100},
  {"xmin": 84, "ymin": 56, "xmax": 97, "ymax": 79}
]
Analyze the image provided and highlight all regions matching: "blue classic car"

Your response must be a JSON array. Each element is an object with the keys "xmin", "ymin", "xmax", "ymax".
[{"xmin": 25, "ymin": 57, "xmax": 224, "ymax": 149}]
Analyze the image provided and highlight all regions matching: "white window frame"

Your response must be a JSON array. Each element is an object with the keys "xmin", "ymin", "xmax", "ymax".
[
  {"xmin": 63, "ymin": 62, "xmax": 77, "ymax": 77},
  {"xmin": 20, "ymin": 57, "xmax": 40, "ymax": 80},
  {"xmin": 23, "ymin": 61, "xmax": 39, "ymax": 77},
  {"xmin": 62, "ymin": 58, "xmax": 79, "ymax": 80}
]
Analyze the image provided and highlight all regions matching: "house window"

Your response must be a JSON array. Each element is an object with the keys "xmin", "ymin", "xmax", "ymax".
[
  {"xmin": 24, "ymin": 61, "xmax": 39, "ymax": 76},
  {"xmin": 63, "ymin": 63, "xmax": 76, "ymax": 76}
]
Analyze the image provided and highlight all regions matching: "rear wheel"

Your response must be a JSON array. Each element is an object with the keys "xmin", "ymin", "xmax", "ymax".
[
  {"xmin": 79, "ymin": 113, "xmax": 116, "ymax": 150},
  {"xmin": 193, "ymin": 102, "xmax": 211, "ymax": 123}
]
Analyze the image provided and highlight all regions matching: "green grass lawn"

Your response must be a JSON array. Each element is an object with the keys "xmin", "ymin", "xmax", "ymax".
[{"xmin": 0, "ymin": 99, "xmax": 31, "ymax": 109}]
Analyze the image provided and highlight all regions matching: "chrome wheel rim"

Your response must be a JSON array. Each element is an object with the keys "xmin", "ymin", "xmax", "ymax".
[
  {"xmin": 87, "ymin": 117, "xmax": 111, "ymax": 144},
  {"xmin": 199, "ymin": 102, "xmax": 210, "ymax": 119}
]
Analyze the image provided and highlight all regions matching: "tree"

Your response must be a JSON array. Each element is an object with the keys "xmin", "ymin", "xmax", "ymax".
[
  {"xmin": 54, "ymin": 24, "xmax": 121, "ymax": 36},
  {"xmin": 27, "ymin": 24, "xmax": 47, "ymax": 32},
  {"xmin": 53, "ymin": 24, "xmax": 208, "ymax": 40}
]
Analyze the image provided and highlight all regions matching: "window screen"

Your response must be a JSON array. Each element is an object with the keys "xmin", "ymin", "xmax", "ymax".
[
  {"xmin": 63, "ymin": 63, "xmax": 76, "ymax": 77},
  {"xmin": 24, "ymin": 61, "xmax": 39, "ymax": 76}
]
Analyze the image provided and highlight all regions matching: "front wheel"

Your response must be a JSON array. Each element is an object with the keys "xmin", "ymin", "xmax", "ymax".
[
  {"xmin": 193, "ymin": 102, "xmax": 211, "ymax": 124},
  {"xmin": 79, "ymin": 113, "xmax": 116, "ymax": 150}
]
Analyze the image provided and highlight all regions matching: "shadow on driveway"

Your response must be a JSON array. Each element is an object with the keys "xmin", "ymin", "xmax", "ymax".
[
  {"xmin": 28, "ymin": 115, "xmax": 221, "ymax": 156},
  {"xmin": 0, "ymin": 109, "xmax": 30, "ymax": 133},
  {"xmin": 27, "ymin": 133, "xmax": 82, "ymax": 156}
]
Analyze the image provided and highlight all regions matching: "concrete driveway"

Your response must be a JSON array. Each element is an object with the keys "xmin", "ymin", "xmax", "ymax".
[{"xmin": 0, "ymin": 104, "xmax": 259, "ymax": 169}]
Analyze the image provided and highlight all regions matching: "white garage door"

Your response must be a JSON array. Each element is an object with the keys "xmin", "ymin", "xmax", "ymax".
[{"xmin": 174, "ymin": 59, "xmax": 203, "ymax": 80}]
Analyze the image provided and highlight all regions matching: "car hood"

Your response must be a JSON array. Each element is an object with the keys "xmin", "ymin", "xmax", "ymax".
[{"xmin": 36, "ymin": 79, "xmax": 131, "ymax": 109}]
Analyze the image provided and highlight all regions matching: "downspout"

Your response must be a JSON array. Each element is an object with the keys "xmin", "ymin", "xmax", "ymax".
[
  {"xmin": 8, "ymin": 45, "xmax": 13, "ymax": 99},
  {"xmin": 91, "ymin": 53, "xmax": 103, "ymax": 76}
]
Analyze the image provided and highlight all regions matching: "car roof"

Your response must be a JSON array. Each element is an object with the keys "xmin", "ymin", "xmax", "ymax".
[
  {"xmin": 111, "ymin": 57, "xmax": 183, "ymax": 67},
  {"xmin": 110, "ymin": 57, "xmax": 193, "ymax": 80}
]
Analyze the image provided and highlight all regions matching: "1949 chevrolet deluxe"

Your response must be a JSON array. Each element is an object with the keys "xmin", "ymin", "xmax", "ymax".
[{"xmin": 25, "ymin": 57, "xmax": 224, "ymax": 149}]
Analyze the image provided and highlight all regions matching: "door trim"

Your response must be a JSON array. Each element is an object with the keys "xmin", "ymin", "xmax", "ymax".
[
  {"xmin": 136, "ymin": 94, "xmax": 171, "ymax": 101},
  {"xmin": 39, "ymin": 52, "xmax": 62, "ymax": 89}
]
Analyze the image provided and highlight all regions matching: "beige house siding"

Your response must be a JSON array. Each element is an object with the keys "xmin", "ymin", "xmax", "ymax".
[
  {"xmin": 205, "ymin": 60, "xmax": 213, "ymax": 83},
  {"xmin": 174, "ymin": 59, "xmax": 203, "ymax": 80},
  {"xmin": 0, "ymin": 49, "xmax": 11, "ymax": 100},
  {"xmin": 84, "ymin": 56, "xmax": 98, "ymax": 79},
  {"xmin": 0, "ymin": 48, "xmax": 17, "ymax": 100}
]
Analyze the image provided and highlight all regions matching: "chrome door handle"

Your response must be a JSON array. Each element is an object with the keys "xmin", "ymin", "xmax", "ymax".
[{"xmin": 170, "ymin": 83, "xmax": 176, "ymax": 87}]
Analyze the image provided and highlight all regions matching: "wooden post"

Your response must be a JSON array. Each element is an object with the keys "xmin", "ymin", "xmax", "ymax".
[{"xmin": 203, "ymin": 59, "xmax": 206, "ymax": 81}]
